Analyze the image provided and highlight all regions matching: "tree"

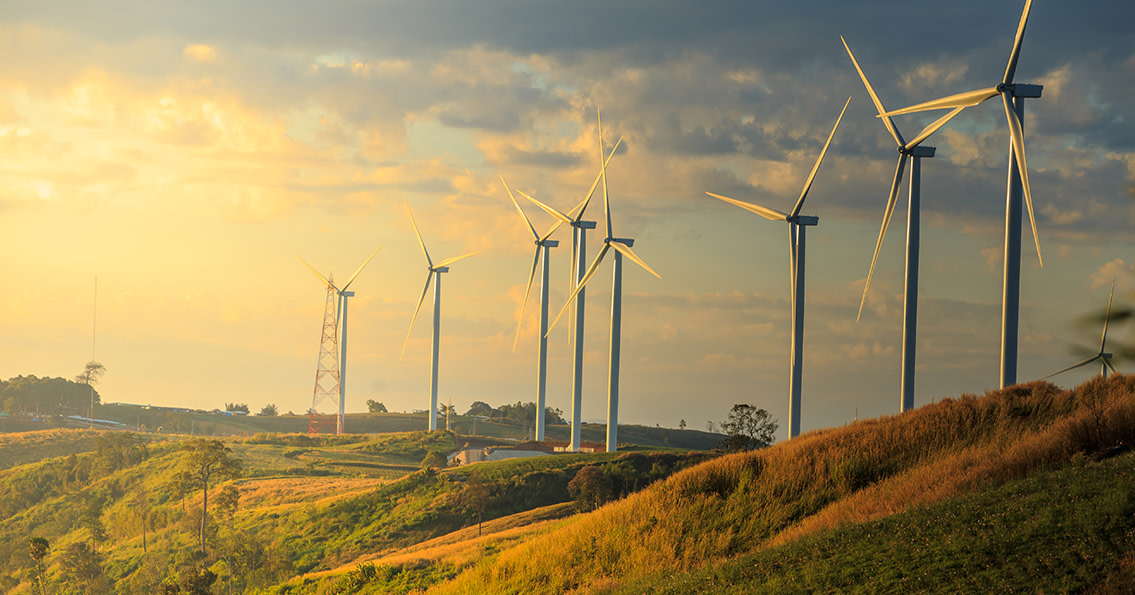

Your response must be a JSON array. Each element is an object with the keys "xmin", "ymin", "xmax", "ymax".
[
  {"xmin": 460, "ymin": 475, "xmax": 493, "ymax": 536},
  {"xmin": 465, "ymin": 401, "xmax": 494, "ymax": 417},
  {"xmin": 679, "ymin": 419, "xmax": 687, "ymax": 430},
  {"xmin": 213, "ymin": 484, "xmax": 240, "ymax": 521},
  {"xmin": 174, "ymin": 439, "xmax": 241, "ymax": 554},
  {"xmin": 79, "ymin": 496, "xmax": 108, "ymax": 543},
  {"xmin": 258, "ymin": 404, "xmax": 278, "ymax": 416},
  {"xmin": 28, "ymin": 537, "xmax": 49, "ymax": 595},
  {"xmin": 421, "ymin": 451, "xmax": 447, "ymax": 469},
  {"xmin": 365, "ymin": 399, "xmax": 387, "ymax": 413},
  {"xmin": 59, "ymin": 541, "xmax": 107, "ymax": 595},
  {"xmin": 76, "ymin": 361, "xmax": 106, "ymax": 425},
  {"xmin": 705, "ymin": 420, "xmax": 717, "ymax": 433},
  {"xmin": 568, "ymin": 466, "xmax": 614, "ymax": 511},
  {"xmin": 224, "ymin": 403, "xmax": 249, "ymax": 414},
  {"xmin": 719, "ymin": 404, "xmax": 778, "ymax": 451}
]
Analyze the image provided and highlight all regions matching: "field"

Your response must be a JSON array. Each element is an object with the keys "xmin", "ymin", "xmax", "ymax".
[{"xmin": 2, "ymin": 374, "xmax": 1133, "ymax": 594}]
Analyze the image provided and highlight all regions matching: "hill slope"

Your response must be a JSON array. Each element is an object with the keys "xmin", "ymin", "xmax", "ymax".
[{"xmin": 427, "ymin": 374, "xmax": 1135, "ymax": 593}]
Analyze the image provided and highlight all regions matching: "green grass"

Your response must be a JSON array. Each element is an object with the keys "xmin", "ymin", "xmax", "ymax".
[{"xmin": 619, "ymin": 451, "xmax": 1135, "ymax": 593}]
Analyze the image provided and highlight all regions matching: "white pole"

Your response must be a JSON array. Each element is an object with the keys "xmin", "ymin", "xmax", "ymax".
[
  {"xmin": 536, "ymin": 241, "xmax": 555, "ymax": 441},
  {"xmin": 570, "ymin": 223, "xmax": 593, "ymax": 451},
  {"xmin": 607, "ymin": 245, "xmax": 623, "ymax": 453},
  {"xmin": 338, "ymin": 291, "xmax": 354, "ymax": 434},
  {"xmin": 429, "ymin": 271, "xmax": 443, "ymax": 431},
  {"xmin": 1000, "ymin": 97, "xmax": 1026, "ymax": 389},
  {"xmin": 901, "ymin": 157, "xmax": 921, "ymax": 412},
  {"xmin": 789, "ymin": 223, "xmax": 807, "ymax": 438}
]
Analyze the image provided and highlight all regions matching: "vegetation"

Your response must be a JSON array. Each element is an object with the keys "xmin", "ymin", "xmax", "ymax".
[
  {"xmin": 0, "ymin": 375, "xmax": 102, "ymax": 416},
  {"xmin": 8, "ymin": 376, "xmax": 1132, "ymax": 593},
  {"xmin": 433, "ymin": 374, "xmax": 1135, "ymax": 593},
  {"xmin": 718, "ymin": 404, "xmax": 777, "ymax": 451}
]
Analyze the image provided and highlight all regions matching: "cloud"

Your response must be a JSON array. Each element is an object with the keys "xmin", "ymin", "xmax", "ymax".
[{"xmin": 183, "ymin": 43, "xmax": 216, "ymax": 63}]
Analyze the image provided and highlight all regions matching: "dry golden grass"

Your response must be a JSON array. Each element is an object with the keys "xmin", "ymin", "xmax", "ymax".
[
  {"xmin": 296, "ymin": 502, "xmax": 577, "ymax": 583},
  {"xmin": 233, "ymin": 476, "xmax": 389, "ymax": 510},
  {"xmin": 430, "ymin": 374, "xmax": 1135, "ymax": 594}
]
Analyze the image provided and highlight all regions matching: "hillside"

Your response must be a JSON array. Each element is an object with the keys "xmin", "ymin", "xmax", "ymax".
[
  {"xmin": 4, "ymin": 375, "xmax": 1133, "ymax": 594},
  {"xmin": 423, "ymin": 374, "xmax": 1135, "ymax": 593},
  {"xmin": 24, "ymin": 403, "xmax": 723, "ymax": 451},
  {"xmin": 0, "ymin": 428, "xmax": 712, "ymax": 594}
]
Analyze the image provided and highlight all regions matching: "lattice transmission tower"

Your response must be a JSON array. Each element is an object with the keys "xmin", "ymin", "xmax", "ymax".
[{"xmin": 309, "ymin": 275, "xmax": 341, "ymax": 433}]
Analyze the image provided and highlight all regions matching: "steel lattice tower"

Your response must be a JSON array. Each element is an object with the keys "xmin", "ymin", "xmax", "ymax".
[{"xmin": 309, "ymin": 276, "xmax": 341, "ymax": 433}]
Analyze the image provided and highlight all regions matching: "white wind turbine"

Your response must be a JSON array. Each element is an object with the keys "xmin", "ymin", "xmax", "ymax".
[
  {"xmin": 545, "ymin": 111, "xmax": 660, "ymax": 453},
  {"xmin": 843, "ymin": 37, "xmax": 971, "ymax": 413},
  {"xmin": 879, "ymin": 0, "xmax": 1044, "ymax": 388},
  {"xmin": 518, "ymin": 133, "xmax": 623, "ymax": 452},
  {"xmin": 500, "ymin": 176, "xmax": 568, "ymax": 442},
  {"xmin": 1044, "ymin": 280, "xmax": 1119, "ymax": 380},
  {"xmin": 298, "ymin": 246, "xmax": 382, "ymax": 434},
  {"xmin": 400, "ymin": 197, "xmax": 479, "ymax": 431},
  {"xmin": 704, "ymin": 97, "xmax": 850, "ymax": 439}
]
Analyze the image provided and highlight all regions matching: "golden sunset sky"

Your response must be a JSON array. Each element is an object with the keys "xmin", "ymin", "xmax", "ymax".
[{"xmin": 1, "ymin": 0, "xmax": 1133, "ymax": 437}]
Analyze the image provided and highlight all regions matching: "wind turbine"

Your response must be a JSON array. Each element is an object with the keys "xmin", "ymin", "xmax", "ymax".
[
  {"xmin": 546, "ymin": 111, "xmax": 660, "ymax": 453},
  {"xmin": 843, "ymin": 37, "xmax": 970, "ymax": 413},
  {"xmin": 517, "ymin": 134, "xmax": 622, "ymax": 452},
  {"xmin": 501, "ymin": 176, "xmax": 567, "ymax": 442},
  {"xmin": 879, "ymin": 0, "xmax": 1043, "ymax": 388},
  {"xmin": 704, "ymin": 97, "xmax": 850, "ymax": 439},
  {"xmin": 1044, "ymin": 281, "xmax": 1119, "ymax": 380},
  {"xmin": 298, "ymin": 246, "xmax": 382, "ymax": 434},
  {"xmin": 401, "ymin": 197, "xmax": 478, "ymax": 431}
]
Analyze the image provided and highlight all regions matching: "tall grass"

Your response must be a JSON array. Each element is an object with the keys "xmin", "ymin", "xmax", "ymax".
[{"xmin": 432, "ymin": 374, "xmax": 1135, "ymax": 594}]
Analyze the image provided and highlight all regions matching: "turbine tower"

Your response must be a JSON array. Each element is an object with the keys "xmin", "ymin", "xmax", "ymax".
[
  {"xmin": 704, "ymin": 97, "xmax": 850, "ymax": 438},
  {"xmin": 1044, "ymin": 280, "xmax": 1119, "ymax": 380},
  {"xmin": 501, "ymin": 176, "xmax": 567, "ymax": 442},
  {"xmin": 401, "ymin": 197, "xmax": 479, "ymax": 431},
  {"xmin": 547, "ymin": 110, "xmax": 661, "ymax": 453},
  {"xmin": 880, "ymin": 0, "xmax": 1043, "ymax": 388},
  {"xmin": 521, "ymin": 136, "xmax": 622, "ymax": 452},
  {"xmin": 299, "ymin": 246, "xmax": 382, "ymax": 434},
  {"xmin": 843, "ymin": 37, "xmax": 969, "ymax": 412}
]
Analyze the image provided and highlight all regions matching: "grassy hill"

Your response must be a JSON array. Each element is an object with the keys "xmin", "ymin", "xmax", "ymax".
[
  {"xmin": 50, "ymin": 404, "xmax": 724, "ymax": 451},
  {"xmin": 3, "ymin": 374, "xmax": 1132, "ymax": 594},
  {"xmin": 0, "ymin": 427, "xmax": 712, "ymax": 594},
  {"xmin": 423, "ymin": 374, "xmax": 1135, "ymax": 593}
]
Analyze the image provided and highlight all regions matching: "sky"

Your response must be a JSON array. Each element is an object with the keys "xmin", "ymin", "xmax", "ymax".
[{"xmin": 1, "ymin": 0, "xmax": 1133, "ymax": 440}]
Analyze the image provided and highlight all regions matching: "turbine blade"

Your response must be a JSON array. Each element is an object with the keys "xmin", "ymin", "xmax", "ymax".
[
  {"xmin": 841, "ymin": 36, "xmax": 903, "ymax": 147},
  {"xmin": 858, "ymin": 155, "xmax": 907, "ymax": 321},
  {"xmin": 792, "ymin": 96, "xmax": 851, "ymax": 217},
  {"xmin": 435, "ymin": 251, "xmax": 480, "ymax": 269},
  {"xmin": 1003, "ymin": 0, "xmax": 1034, "ymax": 85},
  {"xmin": 1042, "ymin": 355, "xmax": 1101, "ymax": 380},
  {"xmin": 1002, "ymin": 91, "xmax": 1042, "ymax": 267},
  {"xmin": 1101, "ymin": 279, "xmax": 1116, "ymax": 352},
  {"xmin": 539, "ymin": 220, "xmax": 567, "ymax": 243},
  {"xmin": 519, "ymin": 189, "xmax": 573, "ymax": 225},
  {"xmin": 610, "ymin": 241, "xmax": 662, "ymax": 279},
  {"xmin": 404, "ymin": 196, "xmax": 433, "ymax": 268},
  {"xmin": 297, "ymin": 255, "xmax": 333, "ymax": 288},
  {"xmin": 513, "ymin": 247, "xmax": 542, "ymax": 353},
  {"xmin": 905, "ymin": 106, "xmax": 967, "ymax": 149},
  {"xmin": 341, "ymin": 245, "xmax": 383, "ymax": 291},
  {"xmin": 502, "ymin": 176, "xmax": 539, "ymax": 240},
  {"xmin": 401, "ymin": 272, "xmax": 433, "ymax": 360},
  {"xmin": 575, "ymin": 136, "xmax": 624, "ymax": 223},
  {"xmin": 705, "ymin": 192, "xmax": 787, "ymax": 221},
  {"xmin": 1103, "ymin": 358, "xmax": 1118, "ymax": 375},
  {"xmin": 599, "ymin": 109, "xmax": 613, "ymax": 239},
  {"xmin": 548, "ymin": 245, "xmax": 610, "ymax": 335},
  {"xmin": 881, "ymin": 87, "xmax": 999, "ymax": 117}
]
